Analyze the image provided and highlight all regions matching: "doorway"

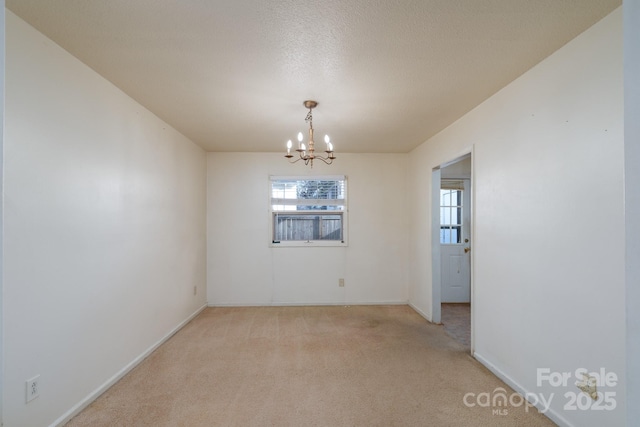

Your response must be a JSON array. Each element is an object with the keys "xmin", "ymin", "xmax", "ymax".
[{"xmin": 431, "ymin": 153, "xmax": 473, "ymax": 352}]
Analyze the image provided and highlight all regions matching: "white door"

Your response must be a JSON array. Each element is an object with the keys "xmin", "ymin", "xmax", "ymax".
[{"xmin": 440, "ymin": 179, "xmax": 470, "ymax": 303}]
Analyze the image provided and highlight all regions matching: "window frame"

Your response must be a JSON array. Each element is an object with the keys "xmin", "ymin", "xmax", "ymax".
[
  {"xmin": 440, "ymin": 183, "xmax": 464, "ymax": 245},
  {"xmin": 269, "ymin": 175, "xmax": 348, "ymax": 247}
]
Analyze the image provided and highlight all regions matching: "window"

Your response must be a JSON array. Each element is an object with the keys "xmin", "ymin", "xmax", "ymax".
[
  {"xmin": 440, "ymin": 181, "xmax": 463, "ymax": 244},
  {"xmin": 270, "ymin": 176, "xmax": 347, "ymax": 246}
]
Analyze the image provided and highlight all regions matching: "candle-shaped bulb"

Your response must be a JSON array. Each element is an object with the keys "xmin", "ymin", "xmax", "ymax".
[
  {"xmin": 328, "ymin": 142, "xmax": 334, "ymax": 152},
  {"xmin": 324, "ymin": 134, "xmax": 330, "ymax": 144},
  {"xmin": 300, "ymin": 143, "xmax": 306, "ymax": 151},
  {"xmin": 297, "ymin": 132, "xmax": 303, "ymax": 142},
  {"xmin": 286, "ymin": 140, "xmax": 292, "ymax": 154}
]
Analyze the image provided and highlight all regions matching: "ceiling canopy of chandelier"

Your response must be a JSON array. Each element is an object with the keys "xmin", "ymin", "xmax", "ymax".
[{"xmin": 284, "ymin": 100, "xmax": 336, "ymax": 168}]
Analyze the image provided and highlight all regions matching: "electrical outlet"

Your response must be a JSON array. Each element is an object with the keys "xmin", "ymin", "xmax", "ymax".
[
  {"xmin": 339, "ymin": 278, "xmax": 345, "ymax": 287},
  {"xmin": 26, "ymin": 375, "xmax": 40, "ymax": 403}
]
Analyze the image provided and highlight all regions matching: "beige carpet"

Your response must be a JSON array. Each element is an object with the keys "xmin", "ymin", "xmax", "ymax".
[
  {"xmin": 441, "ymin": 303, "xmax": 471, "ymax": 349},
  {"xmin": 66, "ymin": 306, "xmax": 555, "ymax": 426}
]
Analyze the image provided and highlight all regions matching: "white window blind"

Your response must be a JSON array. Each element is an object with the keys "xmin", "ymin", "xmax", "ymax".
[
  {"xmin": 271, "ymin": 176, "xmax": 345, "ymax": 210},
  {"xmin": 441, "ymin": 179, "xmax": 464, "ymax": 190}
]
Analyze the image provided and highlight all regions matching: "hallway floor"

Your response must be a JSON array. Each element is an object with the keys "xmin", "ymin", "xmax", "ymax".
[{"xmin": 441, "ymin": 303, "xmax": 471, "ymax": 349}]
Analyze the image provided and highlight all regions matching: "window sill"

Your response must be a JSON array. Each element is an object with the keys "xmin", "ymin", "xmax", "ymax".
[{"xmin": 270, "ymin": 240, "xmax": 348, "ymax": 248}]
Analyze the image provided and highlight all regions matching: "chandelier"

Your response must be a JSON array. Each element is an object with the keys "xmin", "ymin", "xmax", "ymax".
[{"xmin": 284, "ymin": 100, "xmax": 336, "ymax": 167}]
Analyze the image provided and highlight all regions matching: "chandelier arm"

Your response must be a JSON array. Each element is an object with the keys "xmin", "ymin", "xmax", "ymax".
[
  {"xmin": 286, "ymin": 156, "xmax": 304, "ymax": 164},
  {"xmin": 313, "ymin": 156, "xmax": 334, "ymax": 165}
]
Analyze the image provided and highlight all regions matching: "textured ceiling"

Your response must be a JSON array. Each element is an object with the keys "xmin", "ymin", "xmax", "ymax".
[{"xmin": 7, "ymin": 0, "xmax": 621, "ymax": 153}]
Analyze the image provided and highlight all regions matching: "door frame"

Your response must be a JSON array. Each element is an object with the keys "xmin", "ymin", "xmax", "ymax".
[{"xmin": 431, "ymin": 150, "xmax": 474, "ymax": 353}]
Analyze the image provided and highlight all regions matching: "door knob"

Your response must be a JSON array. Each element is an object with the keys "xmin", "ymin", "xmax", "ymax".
[{"xmin": 464, "ymin": 247, "xmax": 470, "ymax": 253}]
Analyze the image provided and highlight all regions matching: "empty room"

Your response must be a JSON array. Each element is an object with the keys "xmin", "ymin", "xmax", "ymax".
[{"xmin": 1, "ymin": 1, "xmax": 639, "ymax": 426}]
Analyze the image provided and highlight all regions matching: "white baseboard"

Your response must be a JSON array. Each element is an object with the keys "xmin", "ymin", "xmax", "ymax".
[
  {"xmin": 473, "ymin": 352, "xmax": 572, "ymax": 427},
  {"xmin": 408, "ymin": 302, "xmax": 433, "ymax": 323},
  {"xmin": 208, "ymin": 300, "xmax": 408, "ymax": 307},
  {"xmin": 50, "ymin": 303, "xmax": 208, "ymax": 427}
]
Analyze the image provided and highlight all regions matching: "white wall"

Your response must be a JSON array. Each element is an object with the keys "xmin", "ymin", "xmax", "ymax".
[
  {"xmin": 624, "ymin": 0, "xmax": 640, "ymax": 424},
  {"xmin": 3, "ymin": 11, "xmax": 207, "ymax": 426},
  {"xmin": 0, "ymin": 1, "xmax": 5, "ymax": 423},
  {"xmin": 408, "ymin": 8, "xmax": 625, "ymax": 427},
  {"xmin": 440, "ymin": 155, "xmax": 471, "ymax": 179},
  {"xmin": 207, "ymin": 153, "xmax": 408, "ymax": 306}
]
